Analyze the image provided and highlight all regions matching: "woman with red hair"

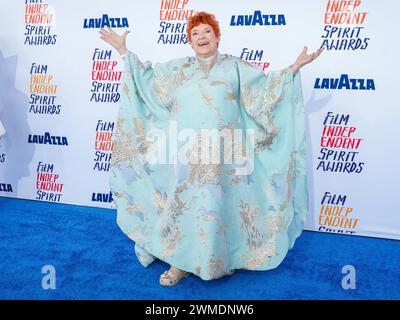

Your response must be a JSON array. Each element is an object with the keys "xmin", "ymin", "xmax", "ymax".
[{"xmin": 100, "ymin": 11, "xmax": 322, "ymax": 286}]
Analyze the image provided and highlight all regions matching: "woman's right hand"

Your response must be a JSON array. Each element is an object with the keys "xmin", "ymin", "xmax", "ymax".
[{"xmin": 99, "ymin": 27, "xmax": 130, "ymax": 55}]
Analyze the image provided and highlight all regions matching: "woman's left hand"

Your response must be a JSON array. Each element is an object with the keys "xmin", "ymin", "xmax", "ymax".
[{"xmin": 291, "ymin": 46, "xmax": 324, "ymax": 74}]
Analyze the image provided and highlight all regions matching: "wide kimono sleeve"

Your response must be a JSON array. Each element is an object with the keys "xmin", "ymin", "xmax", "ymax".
[
  {"xmin": 109, "ymin": 52, "xmax": 176, "ymax": 251},
  {"xmin": 111, "ymin": 51, "xmax": 174, "ymax": 175},
  {"xmin": 235, "ymin": 59, "xmax": 309, "ymax": 250},
  {"xmin": 120, "ymin": 50, "xmax": 174, "ymax": 120}
]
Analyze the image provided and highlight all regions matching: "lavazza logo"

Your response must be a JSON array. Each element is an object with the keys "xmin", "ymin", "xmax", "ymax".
[{"xmin": 83, "ymin": 14, "xmax": 129, "ymax": 29}]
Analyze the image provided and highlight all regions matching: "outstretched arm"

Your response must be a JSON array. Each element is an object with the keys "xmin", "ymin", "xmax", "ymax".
[
  {"xmin": 99, "ymin": 27, "xmax": 173, "ymax": 117},
  {"xmin": 290, "ymin": 46, "xmax": 324, "ymax": 74},
  {"xmin": 99, "ymin": 27, "xmax": 130, "ymax": 55}
]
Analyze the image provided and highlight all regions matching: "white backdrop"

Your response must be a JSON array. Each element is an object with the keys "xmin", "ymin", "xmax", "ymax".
[{"xmin": 0, "ymin": 0, "xmax": 398, "ymax": 240}]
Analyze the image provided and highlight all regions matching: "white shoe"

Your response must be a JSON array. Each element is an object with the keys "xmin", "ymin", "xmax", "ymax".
[
  {"xmin": 159, "ymin": 266, "xmax": 190, "ymax": 286},
  {"xmin": 224, "ymin": 269, "xmax": 235, "ymax": 276}
]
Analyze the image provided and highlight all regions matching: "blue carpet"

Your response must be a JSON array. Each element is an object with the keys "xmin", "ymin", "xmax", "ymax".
[{"xmin": 0, "ymin": 197, "xmax": 399, "ymax": 300}]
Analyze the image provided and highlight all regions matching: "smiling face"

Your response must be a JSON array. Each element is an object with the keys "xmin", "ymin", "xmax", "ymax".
[{"xmin": 189, "ymin": 23, "xmax": 219, "ymax": 58}]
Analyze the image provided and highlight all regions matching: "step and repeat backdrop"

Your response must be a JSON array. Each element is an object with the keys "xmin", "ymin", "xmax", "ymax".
[{"xmin": 0, "ymin": 0, "xmax": 398, "ymax": 240}]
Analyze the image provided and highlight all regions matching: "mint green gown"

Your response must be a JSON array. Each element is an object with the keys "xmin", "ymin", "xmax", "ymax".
[{"xmin": 109, "ymin": 50, "xmax": 308, "ymax": 280}]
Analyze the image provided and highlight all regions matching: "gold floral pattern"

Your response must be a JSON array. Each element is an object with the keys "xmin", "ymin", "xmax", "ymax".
[{"xmin": 110, "ymin": 50, "xmax": 308, "ymax": 280}]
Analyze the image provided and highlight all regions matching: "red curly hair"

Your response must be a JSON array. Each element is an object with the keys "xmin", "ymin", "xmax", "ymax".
[{"xmin": 187, "ymin": 12, "xmax": 221, "ymax": 43}]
